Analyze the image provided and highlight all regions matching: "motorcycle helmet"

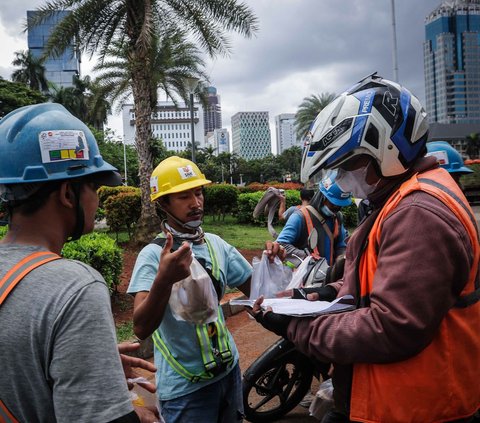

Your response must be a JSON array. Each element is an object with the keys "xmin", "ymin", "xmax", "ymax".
[
  {"xmin": 301, "ymin": 73, "xmax": 429, "ymax": 183},
  {"xmin": 426, "ymin": 141, "xmax": 473, "ymax": 175},
  {"xmin": 319, "ymin": 170, "xmax": 352, "ymax": 207},
  {"xmin": 150, "ymin": 156, "xmax": 211, "ymax": 202}
]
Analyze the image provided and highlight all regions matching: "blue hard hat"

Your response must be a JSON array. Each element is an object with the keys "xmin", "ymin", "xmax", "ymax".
[
  {"xmin": 319, "ymin": 170, "xmax": 352, "ymax": 207},
  {"xmin": 426, "ymin": 141, "xmax": 473, "ymax": 174},
  {"xmin": 0, "ymin": 103, "xmax": 121, "ymax": 186}
]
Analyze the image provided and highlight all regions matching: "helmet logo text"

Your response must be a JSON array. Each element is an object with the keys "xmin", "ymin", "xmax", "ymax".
[
  {"xmin": 382, "ymin": 91, "xmax": 399, "ymax": 117},
  {"xmin": 177, "ymin": 165, "xmax": 197, "ymax": 180}
]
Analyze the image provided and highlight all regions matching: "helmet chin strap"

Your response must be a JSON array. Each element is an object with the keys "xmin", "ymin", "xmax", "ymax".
[{"xmin": 160, "ymin": 209, "xmax": 205, "ymax": 244}]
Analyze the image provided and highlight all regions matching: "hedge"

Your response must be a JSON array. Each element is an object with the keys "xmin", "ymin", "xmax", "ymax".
[
  {"xmin": 104, "ymin": 191, "xmax": 141, "ymax": 239},
  {"xmin": 0, "ymin": 228, "xmax": 123, "ymax": 293},
  {"xmin": 204, "ymin": 184, "xmax": 239, "ymax": 220},
  {"xmin": 62, "ymin": 232, "xmax": 123, "ymax": 293}
]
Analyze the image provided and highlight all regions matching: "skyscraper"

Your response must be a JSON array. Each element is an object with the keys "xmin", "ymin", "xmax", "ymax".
[
  {"xmin": 231, "ymin": 112, "xmax": 271, "ymax": 160},
  {"xmin": 27, "ymin": 10, "xmax": 80, "ymax": 88},
  {"xmin": 275, "ymin": 113, "xmax": 299, "ymax": 154},
  {"xmin": 203, "ymin": 86, "xmax": 222, "ymax": 135},
  {"xmin": 424, "ymin": 0, "xmax": 480, "ymax": 124}
]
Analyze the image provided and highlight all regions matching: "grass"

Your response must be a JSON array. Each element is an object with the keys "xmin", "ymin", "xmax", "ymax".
[
  {"xmin": 102, "ymin": 215, "xmax": 284, "ymax": 250},
  {"xmin": 116, "ymin": 320, "xmax": 135, "ymax": 343},
  {"xmin": 202, "ymin": 215, "xmax": 283, "ymax": 249}
]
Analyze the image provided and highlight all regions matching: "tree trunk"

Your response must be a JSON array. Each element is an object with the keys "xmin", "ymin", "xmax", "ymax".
[{"xmin": 130, "ymin": 65, "xmax": 161, "ymax": 244}]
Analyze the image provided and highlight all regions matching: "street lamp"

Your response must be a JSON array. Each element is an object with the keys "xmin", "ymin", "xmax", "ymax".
[{"xmin": 184, "ymin": 77, "xmax": 199, "ymax": 163}]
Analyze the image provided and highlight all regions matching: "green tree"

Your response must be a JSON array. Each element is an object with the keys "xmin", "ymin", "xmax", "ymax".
[
  {"xmin": 11, "ymin": 50, "xmax": 49, "ymax": 92},
  {"xmin": 0, "ymin": 77, "xmax": 47, "ymax": 118},
  {"xmin": 465, "ymin": 132, "xmax": 480, "ymax": 159},
  {"xmin": 295, "ymin": 92, "xmax": 336, "ymax": 140},
  {"xmin": 28, "ymin": 0, "xmax": 258, "ymax": 243},
  {"xmin": 93, "ymin": 29, "xmax": 208, "ymax": 112}
]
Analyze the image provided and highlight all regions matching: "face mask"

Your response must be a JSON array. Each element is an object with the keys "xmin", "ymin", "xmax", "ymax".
[
  {"xmin": 320, "ymin": 205, "xmax": 336, "ymax": 217},
  {"xmin": 335, "ymin": 163, "xmax": 380, "ymax": 199}
]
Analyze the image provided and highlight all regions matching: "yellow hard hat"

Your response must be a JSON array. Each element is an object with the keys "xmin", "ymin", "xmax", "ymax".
[{"xmin": 150, "ymin": 156, "xmax": 211, "ymax": 201}]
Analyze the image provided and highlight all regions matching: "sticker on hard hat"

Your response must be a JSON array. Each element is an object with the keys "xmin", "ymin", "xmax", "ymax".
[
  {"xmin": 426, "ymin": 150, "xmax": 449, "ymax": 166},
  {"xmin": 39, "ymin": 130, "xmax": 89, "ymax": 163},
  {"xmin": 150, "ymin": 176, "xmax": 159, "ymax": 194},
  {"xmin": 177, "ymin": 165, "xmax": 197, "ymax": 179}
]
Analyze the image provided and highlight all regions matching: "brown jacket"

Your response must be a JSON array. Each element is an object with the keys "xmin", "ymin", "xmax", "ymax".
[{"xmin": 287, "ymin": 157, "xmax": 476, "ymax": 416}]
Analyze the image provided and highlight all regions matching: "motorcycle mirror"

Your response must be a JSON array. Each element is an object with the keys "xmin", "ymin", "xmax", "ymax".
[{"xmin": 308, "ymin": 228, "xmax": 318, "ymax": 251}]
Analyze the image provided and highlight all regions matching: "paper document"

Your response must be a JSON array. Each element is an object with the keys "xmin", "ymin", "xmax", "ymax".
[{"xmin": 229, "ymin": 295, "xmax": 355, "ymax": 317}]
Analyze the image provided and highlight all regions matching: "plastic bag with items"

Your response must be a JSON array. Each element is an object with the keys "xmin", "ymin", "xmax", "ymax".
[
  {"xmin": 285, "ymin": 256, "xmax": 329, "ymax": 290},
  {"xmin": 169, "ymin": 256, "xmax": 218, "ymax": 325},
  {"xmin": 250, "ymin": 251, "xmax": 293, "ymax": 299}
]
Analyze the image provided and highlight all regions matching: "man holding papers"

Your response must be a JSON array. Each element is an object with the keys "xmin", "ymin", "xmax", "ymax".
[{"xmin": 252, "ymin": 74, "xmax": 480, "ymax": 423}]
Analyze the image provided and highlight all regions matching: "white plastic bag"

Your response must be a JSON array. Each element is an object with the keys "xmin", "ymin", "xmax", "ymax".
[
  {"xmin": 285, "ymin": 256, "xmax": 313, "ymax": 290},
  {"xmin": 309, "ymin": 378, "xmax": 334, "ymax": 420},
  {"xmin": 250, "ymin": 252, "xmax": 292, "ymax": 299},
  {"xmin": 169, "ymin": 257, "xmax": 218, "ymax": 324}
]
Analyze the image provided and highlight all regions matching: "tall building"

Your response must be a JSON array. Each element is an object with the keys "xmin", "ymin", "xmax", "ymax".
[
  {"xmin": 206, "ymin": 128, "xmax": 230, "ymax": 155},
  {"xmin": 424, "ymin": 0, "xmax": 480, "ymax": 124},
  {"xmin": 203, "ymin": 86, "xmax": 222, "ymax": 135},
  {"xmin": 27, "ymin": 10, "xmax": 80, "ymax": 88},
  {"xmin": 275, "ymin": 113, "xmax": 299, "ymax": 153},
  {"xmin": 231, "ymin": 112, "xmax": 271, "ymax": 160},
  {"xmin": 122, "ymin": 101, "xmax": 205, "ymax": 154}
]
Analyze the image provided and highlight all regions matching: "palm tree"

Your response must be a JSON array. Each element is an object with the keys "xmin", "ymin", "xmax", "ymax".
[
  {"xmin": 27, "ymin": 1, "xmax": 258, "ymax": 242},
  {"xmin": 92, "ymin": 28, "xmax": 209, "ymax": 113},
  {"xmin": 11, "ymin": 50, "xmax": 49, "ymax": 92},
  {"xmin": 295, "ymin": 92, "xmax": 336, "ymax": 140}
]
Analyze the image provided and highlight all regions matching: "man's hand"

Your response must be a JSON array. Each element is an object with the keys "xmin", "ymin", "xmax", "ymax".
[
  {"xmin": 291, "ymin": 285, "xmax": 337, "ymax": 301},
  {"xmin": 248, "ymin": 296, "xmax": 292, "ymax": 338},
  {"xmin": 156, "ymin": 232, "xmax": 192, "ymax": 284},
  {"xmin": 118, "ymin": 343, "xmax": 157, "ymax": 393},
  {"xmin": 264, "ymin": 241, "xmax": 287, "ymax": 263},
  {"xmin": 134, "ymin": 405, "xmax": 161, "ymax": 423}
]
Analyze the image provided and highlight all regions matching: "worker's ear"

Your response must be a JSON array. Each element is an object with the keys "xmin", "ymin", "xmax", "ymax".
[{"xmin": 58, "ymin": 181, "xmax": 76, "ymax": 209}]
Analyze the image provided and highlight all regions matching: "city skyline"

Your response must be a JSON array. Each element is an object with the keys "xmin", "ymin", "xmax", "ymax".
[{"xmin": 1, "ymin": 0, "xmax": 442, "ymax": 153}]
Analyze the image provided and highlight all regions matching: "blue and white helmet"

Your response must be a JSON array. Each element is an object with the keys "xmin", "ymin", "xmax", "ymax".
[
  {"xmin": 319, "ymin": 170, "xmax": 352, "ymax": 207},
  {"xmin": 301, "ymin": 73, "xmax": 429, "ymax": 183}
]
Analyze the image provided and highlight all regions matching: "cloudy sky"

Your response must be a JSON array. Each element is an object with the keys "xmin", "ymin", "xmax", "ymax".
[{"xmin": 0, "ymin": 0, "xmax": 441, "ymax": 152}]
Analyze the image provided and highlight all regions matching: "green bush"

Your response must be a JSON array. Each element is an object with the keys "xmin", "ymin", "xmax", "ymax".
[
  {"xmin": 204, "ymin": 184, "xmax": 239, "ymax": 220},
  {"xmin": 104, "ymin": 191, "xmax": 141, "ymax": 239},
  {"xmin": 0, "ymin": 225, "xmax": 7, "ymax": 239},
  {"xmin": 237, "ymin": 191, "xmax": 265, "ymax": 224},
  {"xmin": 62, "ymin": 232, "xmax": 123, "ymax": 293},
  {"xmin": 98, "ymin": 185, "xmax": 139, "ymax": 208},
  {"xmin": 341, "ymin": 203, "xmax": 359, "ymax": 229}
]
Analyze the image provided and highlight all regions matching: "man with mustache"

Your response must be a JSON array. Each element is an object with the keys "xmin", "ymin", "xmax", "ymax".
[{"xmin": 128, "ymin": 156, "xmax": 279, "ymax": 423}]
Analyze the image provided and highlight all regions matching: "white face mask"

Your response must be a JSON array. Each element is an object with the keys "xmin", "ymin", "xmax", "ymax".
[{"xmin": 335, "ymin": 163, "xmax": 380, "ymax": 199}]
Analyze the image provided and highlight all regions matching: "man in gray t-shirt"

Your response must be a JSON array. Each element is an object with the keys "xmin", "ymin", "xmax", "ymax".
[{"xmin": 0, "ymin": 104, "xmax": 158, "ymax": 422}]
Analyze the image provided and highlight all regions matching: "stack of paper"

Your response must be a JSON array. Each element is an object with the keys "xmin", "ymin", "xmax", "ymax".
[{"xmin": 229, "ymin": 295, "xmax": 355, "ymax": 317}]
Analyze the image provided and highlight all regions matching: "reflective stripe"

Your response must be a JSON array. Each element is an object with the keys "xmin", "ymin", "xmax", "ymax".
[
  {"xmin": 154, "ymin": 235, "xmax": 233, "ymax": 382},
  {"xmin": 299, "ymin": 207, "xmax": 320, "ymax": 259},
  {"xmin": 0, "ymin": 252, "xmax": 61, "ymax": 305},
  {"xmin": 0, "ymin": 400, "xmax": 19, "ymax": 423}
]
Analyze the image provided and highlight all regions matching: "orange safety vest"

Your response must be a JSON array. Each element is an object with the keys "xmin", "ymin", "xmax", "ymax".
[
  {"xmin": 0, "ymin": 251, "xmax": 61, "ymax": 422},
  {"xmin": 350, "ymin": 168, "xmax": 480, "ymax": 423}
]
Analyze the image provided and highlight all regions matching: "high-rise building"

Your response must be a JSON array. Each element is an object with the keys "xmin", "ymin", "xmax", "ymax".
[
  {"xmin": 231, "ymin": 112, "xmax": 271, "ymax": 160},
  {"xmin": 424, "ymin": 0, "xmax": 480, "ymax": 124},
  {"xmin": 205, "ymin": 128, "xmax": 230, "ymax": 155},
  {"xmin": 203, "ymin": 86, "xmax": 222, "ymax": 135},
  {"xmin": 27, "ymin": 10, "xmax": 80, "ymax": 88},
  {"xmin": 275, "ymin": 113, "xmax": 299, "ymax": 154},
  {"xmin": 122, "ymin": 102, "xmax": 205, "ymax": 154}
]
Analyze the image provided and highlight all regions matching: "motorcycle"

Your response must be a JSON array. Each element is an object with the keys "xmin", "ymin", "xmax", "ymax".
[
  {"xmin": 242, "ymin": 337, "xmax": 330, "ymax": 422},
  {"xmin": 242, "ymin": 255, "xmax": 334, "ymax": 422}
]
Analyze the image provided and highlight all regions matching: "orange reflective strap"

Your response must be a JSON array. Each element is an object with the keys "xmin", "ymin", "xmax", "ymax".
[
  {"xmin": 299, "ymin": 207, "xmax": 320, "ymax": 259},
  {"xmin": 0, "ymin": 251, "xmax": 61, "ymax": 306},
  {"xmin": 0, "ymin": 399, "xmax": 19, "ymax": 423}
]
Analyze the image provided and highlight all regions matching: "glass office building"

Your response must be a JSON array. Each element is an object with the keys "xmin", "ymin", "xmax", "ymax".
[
  {"xmin": 231, "ymin": 112, "xmax": 271, "ymax": 160},
  {"xmin": 424, "ymin": 0, "xmax": 480, "ymax": 123},
  {"xmin": 27, "ymin": 10, "xmax": 80, "ymax": 88}
]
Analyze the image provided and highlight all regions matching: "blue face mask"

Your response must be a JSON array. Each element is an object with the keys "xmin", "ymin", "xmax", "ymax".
[{"xmin": 320, "ymin": 205, "xmax": 335, "ymax": 217}]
